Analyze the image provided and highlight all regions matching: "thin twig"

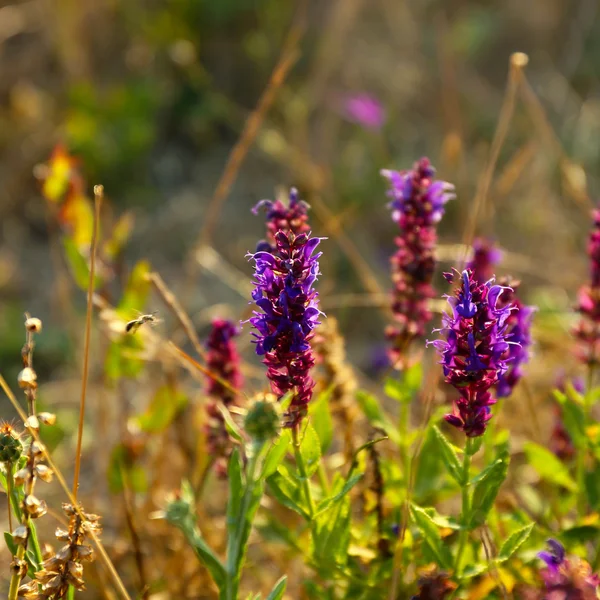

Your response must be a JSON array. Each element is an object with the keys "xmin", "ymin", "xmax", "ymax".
[
  {"xmin": 73, "ymin": 185, "xmax": 102, "ymax": 499},
  {"xmin": 0, "ymin": 374, "xmax": 132, "ymax": 600},
  {"xmin": 147, "ymin": 271, "xmax": 207, "ymax": 361}
]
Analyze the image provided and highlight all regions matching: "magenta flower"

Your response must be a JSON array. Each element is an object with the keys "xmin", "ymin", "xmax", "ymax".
[
  {"xmin": 252, "ymin": 188, "xmax": 311, "ymax": 253},
  {"xmin": 382, "ymin": 157, "xmax": 455, "ymax": 364},
  {"xmin": 248, "ymin": 230, "xmax": 323, "ymax": 427},
  {"xmin": 204, "ymin": 319, "xmax": 243, "ymax": 477},
  {"xmin": 574, "ymin": 208, "xmax": 600, "ymax": 366},
  {"xmin": 429, "ymin": 269, "xmax": 515, "ymax": 437},
  {"xmin": 343, "ymin": 93, "xmax": 386, "ymax": 130}
]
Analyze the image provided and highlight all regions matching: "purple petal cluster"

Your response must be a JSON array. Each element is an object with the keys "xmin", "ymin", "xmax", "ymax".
[
  {"xmin": 537, "ymin": 539, "xmax": 600, "ymax": 599},
  {"xmin": 466, "ymin": 238, "xmax": 503, "ymax": 284},
  {"xmin": 342, "ymin": 93, "xmax": 386, "ymax": 130},
  {"xmin": 248, "ymin": 230, "xmax": 323, "ymax": 428},
  {"xmin": 574, "ymin": 208, "xmax": 600, "ymax": 366},
  {"xmin": 495, "ymin": 278, "xmax": 535, "ymax": 398},
  {"xmin": 252, "ymin": 188, "xmax": 311, "ymax": 252},
  {"xmin": 429, "ymin": 269, "xmax": 514, "ymax": 437},
  {"xmin": 204, "ymin": 319, "xmax": 243, "ymax": 477},
  {"xmin": 382, "ymin": 158, "xmax": 455, "ymax": 364}
]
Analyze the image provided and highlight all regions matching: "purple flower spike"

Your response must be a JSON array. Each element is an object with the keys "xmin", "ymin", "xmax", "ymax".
[
  {"xmin": 495, "ymin": 278, "xmax": 536, "ymax": 398},
  {"xmin": 467, "ymin": 238, "xmax": 503, "ymax": 284},
  {"xmin": 248, "ymin": 230, "xmax": 323, "ymax": 428},
  {"xmin": 382, "ymin": 158, "xmax": 455, "ymax": 364},
  {"xmin": 537, "ymin": 539, "xmax": 566, "ymax": 573},
  {"xmin": 574, "ymin": 208, "xmax": 600, "ymax": 366},
  {"xmin": 204, "ymin": 319, "xmax": 243, "ymax": 477},
  {"xmin": 253, "ymin": 187, "xmax": 311, "ymax": 252},
  {"xmin": 429, "ymin": 269, "xmax": 515, "ymax": 437},
  {"xmin": 343, "ymin": 93, "xmax": 386, "ymax": 130}
]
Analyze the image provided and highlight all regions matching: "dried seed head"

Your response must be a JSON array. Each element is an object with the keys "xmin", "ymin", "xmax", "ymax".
[
  {"xmin": 10, "ymin": 558, "xmax": 27, "ymax": 577},
  {"xmin": 12, "ymin": 525, "xmax": 28, "ymax": 544},
  {"xmin": 244, "ymin": 399, "xmax": 280, "ymax": 442},
  {"xmin": 18, "ymin": 580, "xmax": 38, "ymax": 598},
  {"xmin": 25, "ymin": 415, "xmax": 40, "ymax": 431},
  {"xmin": 0, "ymin": 426, "xmax": 22, "ymax": 462},
  {"xmin": 25, "ymin": 317, "xmax": 42, "ymax": 333},
  {"xmin": 75, "ymin": 545, "xmax": 94, "ymax": 561},
  {"xmin": 35, "ymin": 464, "xmax": 54, "ymax": 482},
  {"xmin": 38, "ymin": 412, "xmax": 57, "ymax": 426},
  {"xmin": 24, "ymin": 494, "xmax": 48, "ymax": 518},
  {"xmin": 17, "ymin": 367, "xmax": 37, "ymax": 389},
  {"xmin": 55, "ymin": 527, "xmax": 70, "ymax": 541},
  {"xmin": 42, "ymin": 543, "xmax": 55, "ymax": 559},
  {"xmin": 30, "ymin": 441, "xmax": 46, "ymax": 457},
  {"xmin": 62, "ymin": 502, "xmax": 76, "ymax": 516}
]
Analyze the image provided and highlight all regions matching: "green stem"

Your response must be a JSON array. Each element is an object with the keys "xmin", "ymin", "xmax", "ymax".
[
  {"xmin": 399, "ymin": 402, "xmax": 409, "ymax": 481},
  {"xmin": 224, "ymin": 446, "xmax": 261, "ymax": 600},
  {"xmin": 317, "ymin": 463, "xmax": 329, "ymax": 495},
  {"xmin": 292, "ymin": 426, "xmax": 316, "ymax": 520},
  {"xmin": 454, "ymin": 438, "xmax": 473, "ymax": 577},
  {"xmin": 8, "ymin": 545, "xmax": 25, "ymax": 600}
]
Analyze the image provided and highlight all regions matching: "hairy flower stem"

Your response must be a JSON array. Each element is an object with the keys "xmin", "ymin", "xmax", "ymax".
[
  {"xmin": 292, "ymin": 425, "xmax": 316, "ymax": 520},
  {"xmin": 454, "ymin": 438, "xmax": 474, "ymax": 577}
]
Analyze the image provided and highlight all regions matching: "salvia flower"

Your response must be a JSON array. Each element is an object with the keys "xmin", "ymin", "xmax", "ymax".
[
  {"xmin": 466, "ymin": 238, "xmax": 503, "ymax": 284},
  {"xmin": 252, "ymin": 187, "xmax": 311, "ymax": 252},
  {"xmin": 382, "ymin": 158, "xmax": 455, "ymax": 364},
  {"xmin": 429, "ymin": 269, "xmax": 515, "ymax": 437},
  {"xmin": 342, "ymin": 93, "xmax": 386, "ymax": 130},
  {"xmin": 574, "ymin": 208, "xmax": 600, "ymax": 366},
  {"xmin": 495, "ymin": 278, "xmax": 536, "ymax": 398},
  {"xmin": 537, "ymin": 539, "xmax": 600, "ymax": 599},
  {"xmin": 248, "ymin": 230, "xmax": 323, "ymax": 427},
  {"xmin": 204, "ymin": 319, "xmax": 243, "ymax": 478}
]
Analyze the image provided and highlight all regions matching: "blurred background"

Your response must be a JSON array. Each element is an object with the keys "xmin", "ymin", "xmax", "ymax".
[{"xmin": 1, "ymin": 0, "xmax": 600, "ymax": 595}]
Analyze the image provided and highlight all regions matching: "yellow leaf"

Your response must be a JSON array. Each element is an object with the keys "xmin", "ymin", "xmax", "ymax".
[{"xmin": 41, "ymin": 145, "xmax": 76, "ymax": 203}]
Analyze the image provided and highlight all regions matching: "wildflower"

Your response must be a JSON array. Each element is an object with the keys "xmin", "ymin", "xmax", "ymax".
[
  {"xmin": 382, "ymin": 158, "xmax": 455, "ymax": 364},
  {"xmin": 252, "ymin": 188, "xmax": 310, "ymax": 252},
  {"xmin": 466, "ymin": 238, "xmax": 503, "ymax": 284},
  {"xmin": 429, "ymin": 269, "xmax": 514, "ymax": 437},
  {"xmin": 342, "ymin": 93, "xmax": 386, "ymax": 130},
  {"xmin": 0, "ymin": 422, "xmax": 22, "ymax": 463},
  {"xmin": 537, "ymin": 539, "xmax": 600, "ymax": 599},
  {"xmin": 495, "ymin": 278, "xmax": 535, "ymax": 398},
  {"xmin": 248, "ymin": 230, "xmax": 323, "ymax": 427},
  {"xmin": 574, "ymin": 208, "xmax": 600, "ymax": 366},
  {"xmin": 244, "ymin": 399, "xmax": 279, "ymax": 443},
  {"xmin": 204, "ymin": 319, "xmax": 243, "ymax": 477}
]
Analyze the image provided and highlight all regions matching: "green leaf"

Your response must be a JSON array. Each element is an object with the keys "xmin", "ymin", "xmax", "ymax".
[
  {"xmin": 309, "ymin": 390, "xmax": 333, "ymax": 453},
  {"xmin": 410, "ymin": 504, "xmax": 453, "ymax": 569},
  {"xmin": 432, "ymin": 426, "xmax": 464, "ymax": 485},
  {"xmin": 261, "ymin": 431, "xmax": 291, "ymax": 480},
  {"xmin": 265, "ymin": 576, "xmax": 287, "ymax": 600},
  {"xmin": 497, "ymin": 523, "xmax": 535, "ymax": 563},
  {"xmin": 116, "ymin": 260, "xmax": 151, "ymax": 318},
  {"xmin": 218, "ymin": 403, "xmax": 244, "ymax": 443},
  {"xmin": 469, "ymin": 452, "xmax": 509, "ymax": 528},
  {"xmin": 314, "ymin": 473, "xmax": 363, "ymax": 517},
  {"xmin": 414, "ymin": 427, "xmax": 444, "ymax": 500},
  {"xmin": 524, "ymin": 442, "xmax": 577, "ymax": 491},
  {"xmin": 356, "ymin": 391, "xmax": 401, "ymax": 445},
  {"xmin": 554, "ymin": 390, "xmax": 586, "ymax": 449},
  {"xmin": 384, "ymin": 363, "xmax": 422, "ymax": 403},
  {"xmin": 135, "ymin": 385, "xmax": 187, "ymax": 433},
  {"xmin": 4, "ymin": 532, "xmax": 17, "ymax": 555},
  {"xmin": 62, "ymin": 237, "xmax": 102, "ymax": 290},
  {"xmin": 226, "ymin": 449, "xmax": 244, "ymax": 539},
  {"xmin": 165, "ymin": 481, "xmax": 226, "ymax": 588},
  {"xmin": 299, "ymin": 423, "xmax": 321, "ymax": 478},
  {"xmin": 560, "ymin": 525, "xmax": 600, "ymax": 544},
  {"xmin": 105, "ymin": 335, "xmax": 146, "ymax": 382},
  {"xmin": 585, "ymin": 462, "xmax": 600, "ymax": 511},
  {"xmin": 267, "ymin": 469, "xmax": 310, "ymax": 520},
  {"xmin": 311, "ymin": 494, "xmax": 351, "ymax": 574}
]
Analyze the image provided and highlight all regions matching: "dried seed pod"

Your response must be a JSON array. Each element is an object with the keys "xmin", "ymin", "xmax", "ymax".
[
  {"xmin": 55, "ymin": 528, "xmax": 69, "ymax": 541},
  {"xmin": 37, "ymin": 412, "xmax": 57, "ymax": 426},
  {"xmin": 35, "ymin": 464, "xmax": 54, "ymax": 482},
  {"xmin": 25, "ymin": 415, "xmax": 40, "ymax": 431},
  {"xmin": 10, "ymin": 558, "xmax": 27, "ymax": 577},
  {"xmin": 17, "ymin": 367, "xmax": 37, "ymax": 389},
  {"xmin": 30, "ymin": 441, "xmax": 46, "ymax": 456},
  {"xmin": 24, "ymin": 494, "xmax": 47, "ymax": 518},
  {"xmin": 24, "ymin": 317, "xmax": 42, "ymax": 333},
  {"xmin": 75, "ymin": 545, "xmax": 94, "ymax": 561},
  {"xmin": 11, "ymin": 525, "xmax": 28, "ymax": 544},
  {"xmin": 18, "ymin": 580, "xmax": 38, "ymax": 598},
  {"xmin": 14, "ymin": 467, "xmax": 30, "ymax": 486}
]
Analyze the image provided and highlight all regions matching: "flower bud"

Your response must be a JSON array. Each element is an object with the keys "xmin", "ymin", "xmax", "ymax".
[
  {"xmin": 25, "ymin": 317, "xmax": 42, "ymax": 333},
  {"xmin": 0, "ymin": 429, "xmax": 22, "ymax": 463},
  {"xmin": 244, "ymin": 400, "xmax": 279, "ymax": 442},
  {"xmin": 18, "ymin": 367, "xmax": 37, "ymax": 389}
]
